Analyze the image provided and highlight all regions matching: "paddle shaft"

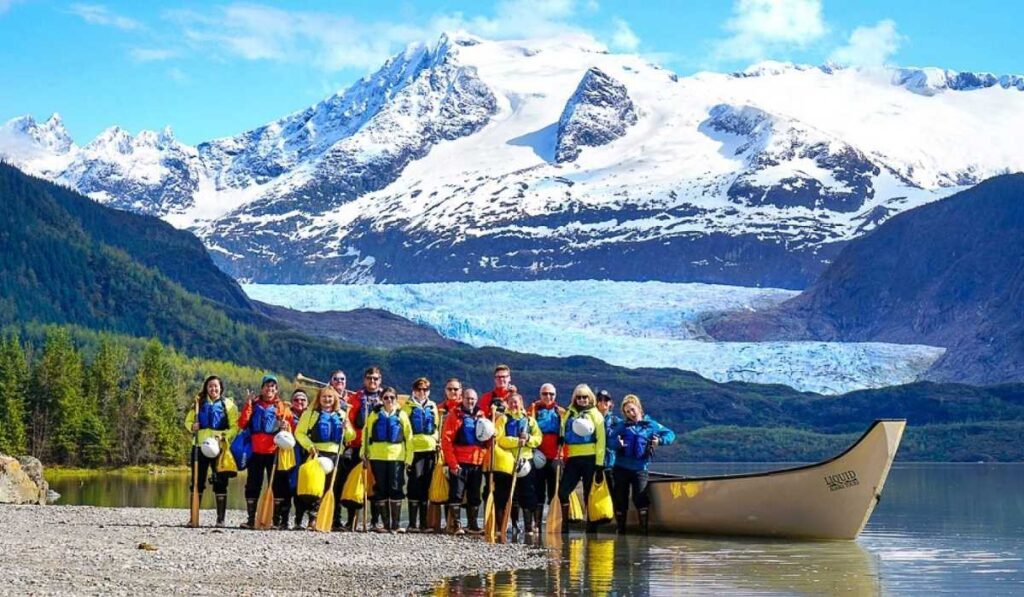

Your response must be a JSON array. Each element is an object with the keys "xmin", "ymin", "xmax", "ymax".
[
  {"xmin": 362, "ymin": 398, "xmax": 369, "ymax": 532},
  {"xmin": 483, "ymin": 406, "xmax": 499, "ymax": 542},
  {"xmin": 188, "ymin": 399, "xmax": 200, "ymax": 527},
  {"xmin": 498, "ymin": 441, "xmax": 526, "ymax": 542},
  {"xmin": 314, "ymin": 421, "xmax": 347, "ymax": 532},
  {"xmin": 255, "ymin": 456, "xmax": 279, "ymax": 530}
]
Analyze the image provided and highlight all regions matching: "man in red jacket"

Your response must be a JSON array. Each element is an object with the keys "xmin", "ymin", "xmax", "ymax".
[
  {"xmin": 340, "ymin": 366, "xmax": 385, "ymax": 530},
  {"xmin": 440, "ymin": 388, "xmax": 489, "ymax": 535},
  {"xmin": 528, "ymin": 382, "xmax": 564, "ymax": 532},
  {"xmin": 237, "ymin": 375, "xmax": 293, "ymax": 529}
]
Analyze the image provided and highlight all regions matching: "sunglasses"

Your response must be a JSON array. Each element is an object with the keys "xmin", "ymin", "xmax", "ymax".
[
  {"xmin": 382, "ymin": 395, "xmax": 397, "ymax": 401},
  {"xmin": 446, "ymin": 387, "xmax": 461, "ymax": 392},
  {"xmin": 331, "ymin": 376, "xmax": 346, "ymax": 382},
  {"xmin": 574, "ymin": 395, "xmax": 588, "ymax": 400},
  {"xmin": 366, "ymin": 376, "xmax": 381, "ymax": 381},
  {"xmin": 414, "ymin": 387, "xmax": 430, "ymax": 392},
  {"xmin": 541, "ymin": 392, "xmax": 555, "ymax": 397}
]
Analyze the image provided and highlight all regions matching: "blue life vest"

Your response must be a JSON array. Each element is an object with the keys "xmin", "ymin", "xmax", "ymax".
[
  {"xmin": 198, "ymin": 399, "xmax": 228, "ymax": 431},
  {"xmin": 250, "ymin": 402, "xmax": 278, "ymax": 434},
  {"xmin": 620, "ymin": 423, "xmax": 650, "ymax": 460},
  {"xmin": 371, "ymin": 411, "xmax": 403, "ymax": 444},
  {"xmin": 504, "ymin": 416, "xmax": 527, "ymax": 439},
  {"xmin": 454, "ymin": 410, "xmax": 481, "ymax": 446},
  {"xmin": 535, "ymin": 406, "xmax": 560, "ymax": 435},
  {"xmin": 564, "ymin": 410, "xmax": 596, "ymax": 445},
  {"xmin": 409, "ymin": 402, "xmax": 436, "ymax": 435},
  {"xmin": 311, "ymin": 411, "xmax": 343, "ymax": 444}
]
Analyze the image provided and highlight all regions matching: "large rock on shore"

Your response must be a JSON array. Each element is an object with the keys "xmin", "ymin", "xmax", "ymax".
[{"xmin": 0, "ymin": 454, "xmax": 48, "ymax": 505}]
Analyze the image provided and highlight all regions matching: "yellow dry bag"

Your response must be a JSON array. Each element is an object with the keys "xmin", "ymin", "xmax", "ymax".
[
  {"xmin": 277, "ymin": 446, "xmax": 296, "ymax": 472},
  {"xmin": 587, "ymin": 476, "xmax": 614, "ymax": 522},
  {"xmin": 342, "ymin": 461, "xmax": 367, "ymax": 503},
  {"xmin": 216, "ymin": 437, "xmax": 238, "ymax": 477},
  {"xmin": 428, "ymin": 454, "xmax": 449, "ymax": 504},
  {"xmin": 297, "ymin": 456, "xmax": 326, "ymax": 499}
]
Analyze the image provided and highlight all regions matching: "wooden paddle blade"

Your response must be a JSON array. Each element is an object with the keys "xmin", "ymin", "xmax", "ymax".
[
  {"xmin": 189, "ymin": 490, "xmax": 200, "ymax": 528},
  {"xmin": 426, "ymin": 503, "xmax": 441, "ymax": 531},
  {"xmin": 483, "ymin": 494, "xmax": 496, "ymax": 542},
  {"xmin": 497, "ymin": 504, "xmax": 511, "ymax": 544},
  {"xmin": 314, "ymin": 489, "xmax": 335, "ymax": 533},
  {"xmin": 255, "ymin": 487, "xmax": 274, "ymax": 530},
  {"xmin": 545, "ymin": 496, "xmax": 562, "ymax": 535}
]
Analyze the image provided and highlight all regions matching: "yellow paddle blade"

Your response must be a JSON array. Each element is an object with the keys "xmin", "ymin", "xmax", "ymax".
[
  {"xmin": 314, "ymin": 489, "xmax": 335, "ymax": 533},
  {"xmin": 568, "ymin": 491, "xmax": 584, "ymax": 521},
  {"xmin": 483, "ymin": 493, "xmax": 496, "ymax": 542},
  {"xmin": 255, "ymin": 488, "xmax": 274, "ymax": 530},
  {"xmin": 545, "ymin": 495, "xmax": 562, "ymax": 535}
]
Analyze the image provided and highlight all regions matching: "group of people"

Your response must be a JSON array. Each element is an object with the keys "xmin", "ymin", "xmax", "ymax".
[{"xmin": 186, "ymin": 364, "xmax": 676, "ymax": 536}]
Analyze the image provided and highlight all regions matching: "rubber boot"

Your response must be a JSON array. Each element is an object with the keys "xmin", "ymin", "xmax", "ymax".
[
  {"xmin": 345, "ymin": 507, "xmax": 357, "ymax": 532},
  {"xmin": 272, "ymin": 499, "xmax": 285, "ymax": 529},
  {"xmin": 639, "ymin": 509, "xmax": 650, "ymax": 535},
  {"xmin": 214, "ymin": 494, "xmax": 227, "ymax": 528},
  {"xmin": 406, "ymin": 500, "xmax": 420, "ymax": 533},
  {"xmin": 615, "ymin": 511, "xmax": 627, "ymax": 535},
  {"xmin": 448, "ymin": 505, "xmax": 463, "ymax": 535},
  {"xmin": 278, "ymin": 500, "xmax": 291, "ymax": 531},
  {"xmin": 391, "ymin": 500, "xmax": 405, "ymax": 534},
  {"xmin": 524, "ymin": 508, "xmax": 535, "ymax": 535},
  {"xmin": 373, "ymin": 502, "xmax": 387, "ymax": 533},
  {"xmin": 419, "ymin": 501, "xmax": 431, "ymax": 533},
  {"xmin": 371, "ymin": 500, "xmax": 382, "ymax": 529},
  {"xmin": 294, "ymin": 503, "xmax": 306, "ymax": 530},
  {"xmin": 466, "ymin": 506, "xmax": 482, "ymax": 535},
  {"xmin": 510, "ymin": 505, "xmax": 521, "ymax": 534},
  {"xmin": 242, "ymin": 498, "xmax": 257, "ymax": 529},
  {"xmin": 560, "ymin": 503, "xmax": 570, "ymax": 534},
  {"xmin": 533, "ymin": 509, "xmax": 543, "ymax": 534}
]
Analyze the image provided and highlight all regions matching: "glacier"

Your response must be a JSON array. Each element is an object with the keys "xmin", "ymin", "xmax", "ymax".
[{"xmin": 244, "ymin": 280, "xmax": 945, "ymax": 395}]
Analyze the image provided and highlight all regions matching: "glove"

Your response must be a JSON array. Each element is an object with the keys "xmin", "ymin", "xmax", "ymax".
[
  {"xmin": 406, "ymin": 465, "xmax": 413, "ymax": 477},
  {"xmin": 595, "ymin": 469, "xmax": 605, "ymax": 484}
]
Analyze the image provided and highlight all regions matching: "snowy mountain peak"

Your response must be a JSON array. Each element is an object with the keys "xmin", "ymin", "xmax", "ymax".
[
  {"xmin": 1, "ymin": 112, "xmax": 75, "ymax": 156},
  {"xmin": 735, "ymin": 60, "xmax": 819, "ymax": 77},
  {"xmin": 555, "ymin": 66, "xmax": 637, "ymax": 163},
  {"xmin": 892, "ymin": 66, "xmax": 1024, "ymax": 95}
]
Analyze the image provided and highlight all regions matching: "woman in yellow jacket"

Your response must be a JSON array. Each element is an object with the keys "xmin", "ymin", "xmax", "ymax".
[
  {"xmin": 361, "ymin": 386, "xmax": 415, "ymax": 533},
  {"xmin": 494, "ymin": 392, "xmax": 543, "ymax": 536},
  {"xmin": 184, "ymin": 375, "xmax": 240, "ymax": 527},
  {"xmin": 400, "ymin": 377, "xmax": 440, "ymax": 532},
  {"xmin": 557, "ymin": 384, "xmax": 606, "ymax": 534},
  {"xmin": 294, "ymin": 386, "xmax": 355, "ymax": 530}
]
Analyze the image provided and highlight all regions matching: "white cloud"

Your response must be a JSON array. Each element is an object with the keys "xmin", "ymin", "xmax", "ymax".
[
  {"xmin": 610, "ymin": 17, "xmax": 640, "ymax": 52},
  {"xmin": 130, "ymin": 48, "xmax": 178, "ymax": 63},
  {"xmin": 714, "ymin": 0, "xmax": 827, "ymax": 62},
  {"xmin": 69, "ymin": 3, "xmax": 142, "ymax": 31},
  {"xmin": 829, "ymin": 19, "xmax": 903, "ymax": 67}
]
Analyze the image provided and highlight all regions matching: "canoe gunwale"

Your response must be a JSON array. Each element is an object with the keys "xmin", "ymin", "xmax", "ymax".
[{"xmin": 645, "ymin": 419, "xmax": 906, "ymax": 484}]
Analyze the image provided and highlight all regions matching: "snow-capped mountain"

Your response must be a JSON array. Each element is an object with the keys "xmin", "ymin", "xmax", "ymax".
[{"xmin": 3, "ymin": 32, "xmax": 1024, "ymax": 286}]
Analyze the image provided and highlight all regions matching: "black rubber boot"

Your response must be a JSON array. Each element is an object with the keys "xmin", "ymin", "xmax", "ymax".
[
  {"xmin": 391, "ymin": 500, "xmax": 405, "ymax": 534},
  {"xmin": 294, "ymin": 502, "xmax": 306, "ymax": 530},
  {"xmin": 419, "ymin": 501, "xmax": 430, "ymax": 532},
  {"xmin": 279, "ymin": 501, "xmax": 291, "ymax": 530},
  {"xmin": 533, "ymin": 508, "xmax": 543, "ymax": 534},
  {"xmin": 615, "ymin": 511, "xmax": 627, "ymax": 535},
  {"xmin": 406, "ymin": 500, "xmax": 420, "ymax": 533},
  {"xmin": 639, "ymin": 509, "xmax": 650, "ymax": 535},
  {"xmin": 373, "ymin": 502, "xmax": 387, "ymax": 533},
  {"xmin": 345, "ymin": 507, "xmax": 357, "ymax": 531},
  {"xmin": 466, "ymin": 506, "xmax": 482, "ymax": 535},
  {"xmin": 510, "ymin": 505, "xmax": 521, "ymax": 534},
  {"xmin": 242, "ymin": 498, "xmax": 257, "ymax": 529},
  {"xmin": 524, "ymin": 508, "xmax": 535, "ymax": 535},
  {"xmin": 272, "ymin": 499, "xmax": 284, "ymax": 529},
  {"xmin": 560, "ymin": 503, "xmax": 570, "ymax": 534},
  {"xmin": 214, "ymin": 494, "xmax": 227, "ymax": 528},
  {"xmin": 371, "ymin": 500, "xmax": 382, "ymax": 529},
  {"xmin": 447, "ymin": 505, "xmax": 463, "ymax": 535}
]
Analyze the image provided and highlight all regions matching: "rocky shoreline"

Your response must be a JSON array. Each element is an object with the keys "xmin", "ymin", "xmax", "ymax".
[{"xmin": 1, "ymin": 505, "xmax": 547, "ymax": 596}]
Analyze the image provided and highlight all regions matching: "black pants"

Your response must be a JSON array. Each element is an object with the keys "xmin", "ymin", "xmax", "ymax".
[
  {"xmin": 535, "ymin": 458, "xmax": 557, "ymax": 506},
  {"xmin": 370, "ymin": 459, "xmax": 406, "ymax": 502},
  {"xmin": 244, "ymin": 452, "xmax": 290, "ymax": 500},
  {"xmin": 558, "ymin": 456, "xmax": 596, "ymax": 503},
  {"xmin": 338, "ymin": 448, "xmax": 365, "ymax": 509},
  {"xmin": 612, "ymin": 466, "xmax": 650, "ymax": 511},
  {"xmin": 494, "ymin": 468, "xmax": 539, "ymax": 512},
  {"xmin": 407, "ymin": 451, "xmax": 435, "ymax": 502},
  {"xmin": 190, "ymin": 447, "xmax": 228, "ymax": 494},
  {"xmin": 448, "ymin": 464, "xmax": 483, "ymax": 507}
]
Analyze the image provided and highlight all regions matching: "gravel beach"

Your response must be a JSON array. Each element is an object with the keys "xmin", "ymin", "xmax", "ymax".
[{"xmin": 0, "ymin": 505, "xmax": 547, "ymax": 596}]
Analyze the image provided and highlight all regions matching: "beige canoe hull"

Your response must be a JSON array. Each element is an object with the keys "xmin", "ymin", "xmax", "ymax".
[{"xmin": 640, "ymin": 419, "xmax": 905, "ymax": 540}]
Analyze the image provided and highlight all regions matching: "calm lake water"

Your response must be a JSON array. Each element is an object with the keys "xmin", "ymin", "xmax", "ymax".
[{"xmin": 47, "ymin": 463, "xmax": 1024, "ymax": 595}]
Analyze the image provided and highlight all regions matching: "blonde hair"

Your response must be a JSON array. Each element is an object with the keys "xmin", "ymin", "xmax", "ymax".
[
  {"xmin": 621, "ymin": 394, "xmax": 643, "ymax": 416},
  {"xmin": 571, "ymin": 384, "xmax": 596, "ymax": 407},
  {"xmin": 316, "ymin": 386, "xmax": 342, "ymax": 411}
]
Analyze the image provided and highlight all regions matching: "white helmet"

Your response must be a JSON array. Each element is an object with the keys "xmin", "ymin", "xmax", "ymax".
[
  {"xmin": 516, "ymin": 458, "xmax": 532, "ymax": 478},
  {"xmin": 200, "ymin": 437, "xmax": 221, "ymax": 459},
  {"xmin": 274, "ymin": 431, "xmax": 296, "ymax": 449},
  {"xmin": 317, "ymin": 456, "xmax": 335, "ymax": 475},
  {"xmin": 571, "ymin": 416, "xmax": 596, "ymax": 438},
  {"xmin": 532, "ymin": 451, "xmax": 547, "ymax": 470},
  {"xmin": 475, "ymin": 418, "xmax": 496, "ymax": 442}
]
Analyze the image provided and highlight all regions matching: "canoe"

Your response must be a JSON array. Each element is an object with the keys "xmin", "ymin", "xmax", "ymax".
[{"xmin": 639, "ymin": 419, "xmax": 905, "ymax": 540}]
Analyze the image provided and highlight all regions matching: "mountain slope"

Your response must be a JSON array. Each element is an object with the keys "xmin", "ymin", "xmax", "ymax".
[
  {"xmin": 704, "ymin": 174, "xmax": 1024, "ymax": 384},
  {"xmin": 4, "ymin": 34, "xmax": 1024, "ymax": 285}
]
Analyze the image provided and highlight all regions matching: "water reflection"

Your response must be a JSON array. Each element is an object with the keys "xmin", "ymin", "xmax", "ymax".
[
  {"xmin": 436, "ymin": 535, "xmax": 879, "ymax": 596},
  {"xmin": 47, "ymin": 470, "xmax": 251, "ymax": 510}
]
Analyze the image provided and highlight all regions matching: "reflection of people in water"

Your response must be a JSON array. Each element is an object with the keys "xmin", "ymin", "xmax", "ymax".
[{"xmin": 608, "ymin": 394, "xmax": 675, "ymax": 534}]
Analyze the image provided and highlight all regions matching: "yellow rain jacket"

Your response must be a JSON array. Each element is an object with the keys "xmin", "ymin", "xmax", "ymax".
[
  {"xmin": 360, "ymin": 408, "xmax": 415, "ymax": 465},
  {"xmin": 184, "ymin": 396, "xmax": 240, "ymax": 444},
  {"xmin": 560, "ymin": 405, "xmax": 606, "ymax": 466},
  {"xmin": 494, "ymin": 411, "xmax": 542, "ymax": 475},
  {"xmin": 401, "ymin": 397, "xmax": 440, "ymax": 453},
  {"xmin": 295, "ymin": 408, "xmax": 355, "ymax": 454}
]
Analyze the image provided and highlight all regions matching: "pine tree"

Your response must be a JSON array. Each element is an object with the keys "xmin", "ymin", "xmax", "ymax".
[
  {"xmin": 29, "ymin": 327, "xmax": 85, "ymax": 464},
  {"xmin": 127, "ymin": 340, "xmax": 182, "ymax": 464},
  {"xmin": 82, "ymin": 335, "xmax": 127, "ymax": 465},
  {"xmin": 0, "ymin": 333, "xmax": 29, "ymax": 455}
]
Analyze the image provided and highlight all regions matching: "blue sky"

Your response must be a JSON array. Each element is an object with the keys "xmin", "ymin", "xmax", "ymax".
[{"xmin": 2, "ymin": 0, "xmax": 1021, "ymax": 145}]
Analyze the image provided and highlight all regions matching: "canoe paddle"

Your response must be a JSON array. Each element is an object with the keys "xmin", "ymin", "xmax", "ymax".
[
  {"xmin": 483, "ymin": 406, "xmax": 498, "ymax": 542},
  {"xmin": 545, "ymin": 457, "xmax": 563, "ymax": 535},
  {"xmin": 188, "ymin": 398, "xmax": 200, "ymax": 528},
  {"xmin": 498, "ymin": 441, "xmax": 526, "ymax": 543},
  {"xmin": 314, "ymin": 445, "xmax": 345, "ymax": 533},
  {"xmin": 254, "ymin": 455, "xmax": 279, "ymax": 530}
]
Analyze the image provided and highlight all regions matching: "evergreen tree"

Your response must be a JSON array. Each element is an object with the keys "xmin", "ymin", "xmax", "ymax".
[
  {"xmin": 126, "ymin": 340, "xmax": 182, "ymax": 464},
  {"xmin": 0, "ymin": 333, "xmax": 29, "ymax": 454},
  {"xmin": 28, "ymin": 328, "xmax": 85, "ymax": 464},
  {"xmin": 82, "ymin": 335, "xmax": 127, "ymax": 465}
]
